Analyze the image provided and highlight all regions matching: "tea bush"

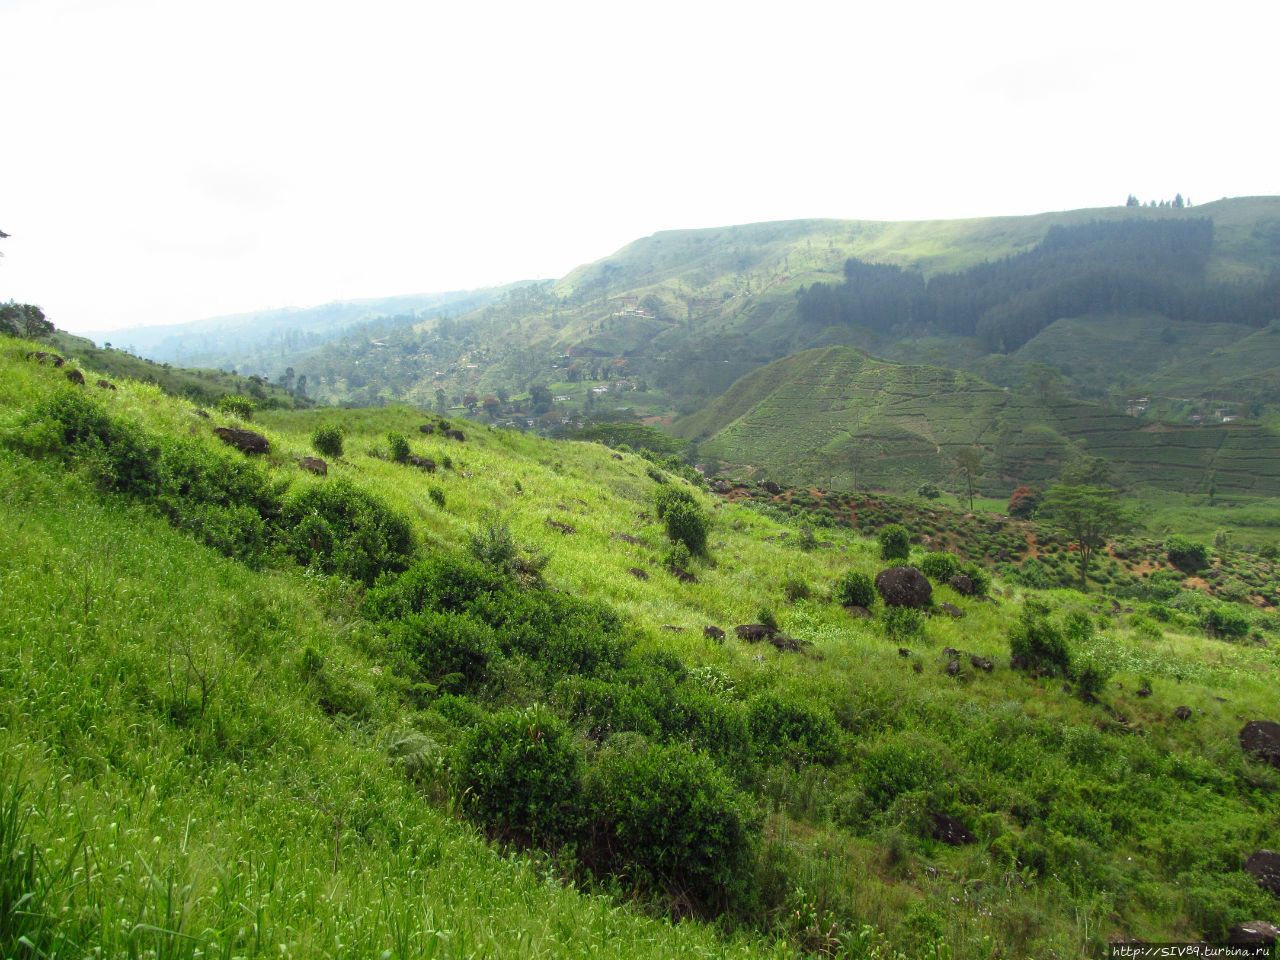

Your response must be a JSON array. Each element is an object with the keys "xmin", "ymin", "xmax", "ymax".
[
  {"xmin": 918, "ymin": 551, "xmax": 962, "ymax": 583},
  {"xmin": 878, "ymin": 523, "xmax": 910, "ymax": 561},
  {"xmin": 747, "ymin": 693, "xmax": 841, "ymax": 765},
  {"xmin": 281, "ymin": 479, "xmax": 416, "ymax": 585},
  {"xmin": 1008, "ymin": 601, "xmax": 1071, "ymax": 675},
  {"xmin": 837, "ymin": 570, "xmax": 876, "ymax": 608},
  {"xmin": 453, "ymin": 705, "xmax": 583, "ymax": 844},
  {"xmin": 584, "ymin": 739, "xmax": 757, "ymax": 912},
  {"xmin": 311, "ymin": 424, "xmax": 344, "ymax": 458}
]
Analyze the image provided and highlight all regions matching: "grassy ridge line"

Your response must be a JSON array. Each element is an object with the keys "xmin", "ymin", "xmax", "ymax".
[{"xmin": 0, "ymin": 443, "xmax": 788, "ymax": 953}]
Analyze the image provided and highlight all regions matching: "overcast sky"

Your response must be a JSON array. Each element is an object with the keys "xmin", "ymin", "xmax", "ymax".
[{"xmin": 2, "ymin": 0, "xmax": 1276, "ymax": 335}]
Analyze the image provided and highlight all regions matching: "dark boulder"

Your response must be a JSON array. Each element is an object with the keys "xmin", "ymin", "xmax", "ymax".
[
  {"xmin": 611, "ymin": 452, "xmax": 623, "ymax": 460},
  {"xmin": 930, "ymin": 813, "xmax": 976, "ymax": 846},
  {"xmin": 761, "ymin": 480, "xmax": 781, "ymax": 495},
  {"xmin": 671, "ymin": 566, "xmax": 697, "ymax": 583},
  {"xmin": 704, "ymin": 625, "xmax": 725, "ymax": 641},
  {"xmin": 65, "ymin": 368, "xmax": 85, "ymax": 385},
  {"xmin": 405, "ymin": 456, "xmax": 436, "ymax": 472},
  {"xmin": 875, "ymin": 566, "xmax": 933, "ymax": 609},
  {"xmin": 96, "ymin": 379, "xmax": 116, "ymax": 390},
  {"xmin": 214, "ymin": 427, "xmax": 270, "ymax": 455},
  {"xmin": 445, "ymin": 429, "xmax": 465, "ymax": 441},
  {"xmin": 1245, "ymin": 850, "xmax": 1280, "ymax": 895},
  {"xmin": 299, "ymin": 457, "xmax": 328, "ymax": 476},
  {"xmin": 611, "ymin": 532, "xmax": 643, "ymax": 545},
  {"xmin": 969, "ymin": 654, "xmax": 994, "ymax": 673},
  {"xmin": 937, "ymin": 602, "xmax": 964, "ymax": 618},
  {"xmin": 419, "ymin": 424, "xmax": 434, "ymax": 433},
  {"xmin": 897, "ymin": 647, "xmax": 912, "ymax": 657},
  {"xmin": 194, "ymin": 408, "xmax": 211, "ymax": 419},
  {"xmin": 25, "ymin": 350, "xmax": 65, "ymax": 366},
  {"xmin": 1240, "ymin": 720, "xmax": 1280, "ymax": 767},
  {"xmin": 1173, "ymin": 705, "xmax": 1192, "ymax": 721},
  {"xmin": 945, "ymin": 659, "xmax": 962, "ymax": 677},
  {"xmin": 844, "ymin": 604, "xmax": 873, "ymax": 619},
  {"xmin": 1227, "ymin": 921, "xmax": 1278, "ymax": 946},
  {"xmin": 912, "ymin": 661, "xmax": 923, "ymax": 673},
  {"xmin": 949, "ymin": 573, "xmax": 976, "ymax": 596},
  {"xmin": 546, "ymin": 519, "xmax": 575, "ymax": 535},
  {"xmin": 627, "ymin": 567, "xmax": 648, "ymax": 580},
  {"xmin": 735, "ymin": 624, "xmax": 774, "ymax": 642}
]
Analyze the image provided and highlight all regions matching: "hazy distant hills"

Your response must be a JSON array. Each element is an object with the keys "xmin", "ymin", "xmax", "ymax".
[{"xmin": 87, "ymin": 287, "xmax": 506, "ymax": 374}]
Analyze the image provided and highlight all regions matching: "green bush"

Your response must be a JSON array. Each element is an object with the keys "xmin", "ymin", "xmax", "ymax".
[
  {"xmin": 217, "ymin": 394, "xmax": 256, "ymax": 420},
  {"xmin": 878, "ymin": 523, "xmax": 910, "ymax": 562},
  {"xmin": 1008, "ymin": 601, "xmax": 1071, "ymax": 675},
  {"xmin": 584, "ymin": 739, "xmax": 756, "ymax": 912},
  {"xmin": 311, "ymin": 424, "xmax": 344, "ymax": 458},
  {"xmin": 918, "ymin": 551, "xmax": 962, "ymax": 583},
  {"xmin": 662, "ymin": 540, "xmax": 692, "ymax": 573},
  {"xmin": 1201, "ymin": 602, "xmax": 1250, "ymax": 640},
  {"xmin": 881, "ymin": 605, "xmax": 925, "ymax": 643},
  {"xmin": 781, "ymin": 575, "xmax": 810, "ymax": 603},
  {"xmin": 428, "ymin": 486, "xmax": 446, "ymax": 508},
  {"xmin": 662, "ymin": 498, "xmax": 710, "ymax": 557},
  {"xmin": 837, "ymin": 570, "xmax": 876, "ymax": 608},
  {"xmin": 20, "ymin": 390, "xmax": 161, "ymax": 495},
  {"xmin": 1166, "ymin": 535, "xmax": 1210, "ymax": 573},
  {"xmin": 453, "ymin": 705, "xmax": 582, "ymax": 843},
  {"xmin": 960, "ymin": 562, "xmax": 991, "ymax": 596},
  {"xmin": 281, "ymin": 479, "xmax": 415, "ymax": 585},
  {"xmin": 389, "ymin": 610, "xmax": 499, "ymax": 687},
  {"xmin": 386, "ymin": 431, "xmax": 410, "ymax": 463},
  {"xmin": 861, "ymin": 741, "xmax": 943, "ymax": 809},
  {"xmin": 916, "ymin": 482, "xmax": 941, "ymax": 499},
  {"xmin": 747, "ymin": 693, "xmax": 841, "ymax": 765}
]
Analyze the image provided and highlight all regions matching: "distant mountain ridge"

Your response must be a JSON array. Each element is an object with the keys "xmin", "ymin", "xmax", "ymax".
[{"xmin": 86, "ymin": 286, "xmax": 507, "ymax": 374}]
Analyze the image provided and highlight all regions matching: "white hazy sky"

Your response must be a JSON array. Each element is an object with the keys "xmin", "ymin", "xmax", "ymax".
[{"xmin": 2, "ymin": 0, "xmax": 1276, "ymax": 335}]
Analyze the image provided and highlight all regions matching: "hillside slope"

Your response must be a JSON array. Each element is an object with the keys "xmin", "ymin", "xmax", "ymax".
[
  {"xmin": 3, "ymin": 338, "xmax": 1278, "ymax": 958},
  {"xmin": 676, "ymin": 346, "xmax": 1280, "ymax": 496}
]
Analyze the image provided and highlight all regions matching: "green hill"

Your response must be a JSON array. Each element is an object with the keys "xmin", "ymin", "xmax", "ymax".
[
  {"xmin": 210, "ymin": 197, "xmax": 1278, "ymax": 423},
  {"xmin": 675, "ymin": 346, "xmax": 1280, "ymax": 497},
  {"xmin": 4, "ymin": 335, "xmax": 1279, "ymax": 958}
]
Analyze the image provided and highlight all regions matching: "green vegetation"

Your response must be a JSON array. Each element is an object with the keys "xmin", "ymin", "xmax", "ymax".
[
  {"xmin": 2, "ymin": 337, "xmax": 1278, "ymax": 959},
  {"xmin": 311, "ymin": 422, "xmax": 344, "ymax": 458}
]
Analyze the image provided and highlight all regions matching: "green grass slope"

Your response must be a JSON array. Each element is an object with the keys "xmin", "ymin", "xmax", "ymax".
[
  {"xmin": 3, "ymin": 337, "xmax": 1279, "ymax": 958},
  {"xmin": 676, "ymin": 346, "xmax": 1280, "ymax": 497}
]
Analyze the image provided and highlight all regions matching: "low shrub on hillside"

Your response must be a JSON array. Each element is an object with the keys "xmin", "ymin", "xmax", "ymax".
[
  {"xmin": 216, "ymin": 394, "xmax": 255, "ymax": 420},
  {"xmin": 878, "ymin": 523, "xmax": 910, "ymax": 562},
  {"xmin": 388, "ymin": 610, "xmax": 498, "ymax": 688},
  {"xmin": 584, "ymin": 738, "xmax": 757, "ymax": 913},
  {"xmin": 386, "ymin": 431, "xmax": 410, "ymax": 463},
  {"xmin": 860, "ymin": 740, "xmax": 944, "ymax": 810},
  {"xmin": 837, "ymin": 570, "xmax": 876, "ymax": 608},
  {"xmin": 881, "ymin": 605, "xmax": 925, "ymax": 643},
  {"xmin": 18, "ymin": 390, "xmax": 161, "ymax": 495},
  {"xmin": 1166, "ymin": 535, "xmax": 1210, "ymax": 573},
  {"xmin": 281, "ymin": 479, "xmax": 416, "ymax": 585},
  {"xmin": 918, "ymin": 551, "xmax": 962, "ymax": 583},
  {"xmin": 311, "ymin": 424, "xmax": 344, "ymax": 458},
  {"xmin": 1201, "ymin": 602, "xmax": 1250, "ymax": 640},
  {"xmin": 1008, "ymin": 601, "xmax": 1071, "ymax": 675},
  {"xmin": 453, "ymin": 705, "xmax": 583, "ymax": 844},
  {"xmin": 747, "ymin": 693, "xmax": 841, "ymax": 766},
  {"xmin": 654, "ymin": 487, "xmax": 711, "ymax": 557}
]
